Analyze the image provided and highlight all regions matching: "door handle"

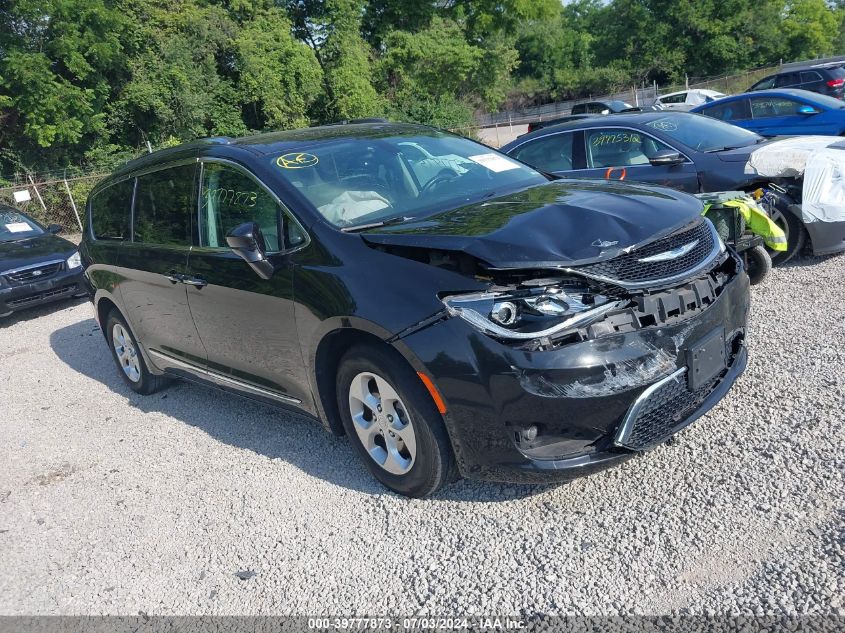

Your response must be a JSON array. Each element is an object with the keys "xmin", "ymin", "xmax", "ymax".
[
  {"xmin": 182, "ymin": 276, "xmax": 207, "ymax": 288},
  {"xmin": 164, "ymin": 272, "xmax": 184, "ymax": 284}
]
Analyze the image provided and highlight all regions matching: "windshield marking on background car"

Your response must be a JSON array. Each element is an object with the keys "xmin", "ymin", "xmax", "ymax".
[{"xmin": 647, "ymin": 119, "xmax": 679, "ymax": 132}]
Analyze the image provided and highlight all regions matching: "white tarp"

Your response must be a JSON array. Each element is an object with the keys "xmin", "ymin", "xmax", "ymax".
[
  {"xmin": 746, "ymin": 137, "xmax": 845, "ymax": 224},
  {"xmin": 803, "ymin": 144, "xmax": 845, "ymax": 223}
]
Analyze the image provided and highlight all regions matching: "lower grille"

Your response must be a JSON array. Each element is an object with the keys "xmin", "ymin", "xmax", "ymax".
[
  {"xmin": 7, "ymin": 284, "xmax": 77, "ymax": 307},
  {"xmin": 4, "ymin": 261, "xmax": 64, "ymax": 285},
  {"xmin": 615, "ymin": 365, "xmax": 724, "ymax": 450}
]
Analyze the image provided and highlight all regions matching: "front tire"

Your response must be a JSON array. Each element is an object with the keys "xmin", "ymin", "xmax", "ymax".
[
  {"xmin": 744, "ymin": 245, "xmax": 771, "ymax": 285},
  {"xmin": 336, "ymin": 344, "xmax": 458, "ymax": 497},
  {"xmin": 106, "ymin": 310, "xmax": 164, "ymax": 395},
  {"xmin": 767, "ymin": 200, "xmax": 806, "ymax": 264}
]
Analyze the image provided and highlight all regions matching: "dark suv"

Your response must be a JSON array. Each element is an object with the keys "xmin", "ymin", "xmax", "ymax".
[
  {"xmin": 81, "ymin": 122, "xmax": 749, "ymax": 497},
  {"xmin": 747, "ymin": 65, "xmax": 845, "ymax": 99}
]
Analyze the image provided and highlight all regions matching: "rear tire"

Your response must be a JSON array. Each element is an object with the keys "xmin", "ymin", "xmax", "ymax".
[
  {"xmin": 105, "ymin": 310, "xmax": 164, "ymax": 395},
  {"xmin": 336, "ymin": 344, "xmax": 458, "ymax": 497},
  {"xmin": 744, "ymin": 245, "xmax": 771, "ymax": 286}
]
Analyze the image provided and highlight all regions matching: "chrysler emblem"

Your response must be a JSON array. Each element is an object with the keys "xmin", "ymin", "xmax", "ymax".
[
  {"xmin": 592, "ymin": 239, "xmax": 619, "ymax": 248},
  {"xmin": 638, "ymin": 239, "xmax": 699, "ymax": 262}
]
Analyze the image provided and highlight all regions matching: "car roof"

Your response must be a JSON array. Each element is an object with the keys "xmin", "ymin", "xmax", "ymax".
[
  {"xmin": 502, "ymin": 111, "xmax": 695, "ymax": 149},
  {"xmin": 109, "ymin": 122, "xmax": 438, "ymax": 180}
]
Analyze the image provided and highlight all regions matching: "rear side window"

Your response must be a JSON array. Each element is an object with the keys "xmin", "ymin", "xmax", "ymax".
[
  {"xmin": 700, "ymin": 99, "xmax": 751, "ymax": 121},
  {"xmin": 800, "ymin": 71, "xmax": 823, "ymax": 83},
  {"xmin": 134, "ymin": 164, "xmax": 195, "ymax": 246},
  {"xmin": 90, "ymin": 179, "xmax": 133, "ymax": 241},
  {"xmin": 660, "ymin": 93, "xmax": 687, "ymax": 104},
  {"xmin": 511, "ymin": 133, "xmax": 575, "ymax": 172},
  {"xmin": 200, "ymin": 163, "xmax": 284, "ymax": 252}
]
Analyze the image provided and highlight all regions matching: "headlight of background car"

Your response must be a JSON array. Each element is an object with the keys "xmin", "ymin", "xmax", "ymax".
[
  {"xmin": 441, "ymin": 282, "xmax": 628, "ymax": 342},
  {"xmin": 66, "ymin": 251, "xmax": 82, "ymax": 269}
]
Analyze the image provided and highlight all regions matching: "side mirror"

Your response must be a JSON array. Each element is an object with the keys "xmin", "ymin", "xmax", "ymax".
[
  {"xmin": 225, "ymin": 221, "xmax": 274, "ymax": 280},
  {"xmin": 649, "ymin": 150, "xmax": 685, "ymax": 167},
  {"xmin": 797, "ymin": 105, "xmax": 819, "ymax": 115},
  {"xmin": 47, "ymin": 224, "xmax": 62, "ymax": 234}
]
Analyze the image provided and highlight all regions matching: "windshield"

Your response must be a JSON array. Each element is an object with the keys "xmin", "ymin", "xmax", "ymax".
[
  {"xmin": 0, "ymin": 209, "xmax": 45, "ymax": 243},
  {"xmin": 269, "ymin": 132, "xmax": 547, "ymax": 228},
  {"xmin": 803, "ymin": 91, "xmax": 845, "ymax": 110},
  {"xmin": 645, "ymin": 114, "xmax": 762, "ymax": 152}
]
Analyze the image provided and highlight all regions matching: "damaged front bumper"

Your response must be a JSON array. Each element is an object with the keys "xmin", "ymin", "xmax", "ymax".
[{"xmin": 399, "ymin": 254, "xmax": 750, "ymax": 483}]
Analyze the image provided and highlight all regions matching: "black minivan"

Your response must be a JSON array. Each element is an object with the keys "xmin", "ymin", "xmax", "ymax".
[{"xmin": 81, "ymin": 122, "xmax": 750, "ymax": 497}]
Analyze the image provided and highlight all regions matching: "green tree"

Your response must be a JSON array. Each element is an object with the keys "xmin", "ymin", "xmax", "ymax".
[
  {"xmin": 235, "ymin": 8, "xmax": 323, "ymax": 130},
  {"xmin": 0, "ymin": 0, "xmax": 128, "ymax": 170},
  {"xmin": 287, "ymin": 0, "xmax": 384, "ymax": 122},
  {"xmin": 782, "ymin": 0, "xmax": 840, "ymax": 60}
]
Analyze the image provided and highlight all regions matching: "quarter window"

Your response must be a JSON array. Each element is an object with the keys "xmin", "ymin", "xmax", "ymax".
[
  {"xmin": 585, "ymin": 128, "xmax": 673, "ymax": 169},
  {"xmin": 90, "ymin": 179, "xmax": 133, "ymax": 241},
  {"xmin": 800, "ymin": 71, "xmax": 823, "ymax": 83},
  {"xmin": 200, "ymin": 163, "xmax": 284, "ymax": 252},
  {"xmin": 750, "ymin": 97, "xmax": 804, "ymax": 119},
  {"xmin": 511, "ymin": 133, "xmax": 575, "ymax": 172},
  {"xmin": 134, "ymin": 165, "xmax": 195, "ymax": 246},
  {"xmin": 659, "ymin": 93, "xmax": 687, "ymax": 104}
]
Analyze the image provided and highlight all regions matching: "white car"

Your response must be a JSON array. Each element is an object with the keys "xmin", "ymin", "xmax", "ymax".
[{"xmin": 654, "ymin": 89, "xmax": 727, "ymax": 111}]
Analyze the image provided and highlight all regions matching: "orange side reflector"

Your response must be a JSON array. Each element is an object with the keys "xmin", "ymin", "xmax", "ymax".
[{"xmin": 417, "ymin": 372, "xmax": 447, "ymax": 414}]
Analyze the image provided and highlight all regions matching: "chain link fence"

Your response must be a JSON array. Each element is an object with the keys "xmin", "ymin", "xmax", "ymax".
[{"xmin": 0, "ymin": 170, "xmax": 111, "ymax": 244}]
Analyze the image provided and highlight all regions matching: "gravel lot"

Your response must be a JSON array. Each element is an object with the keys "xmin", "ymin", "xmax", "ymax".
[{"xmin": 0, "ymin": 255, "xmax": 843, "ymax": 616}]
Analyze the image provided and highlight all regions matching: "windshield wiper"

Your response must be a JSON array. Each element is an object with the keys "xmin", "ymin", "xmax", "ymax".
[{"xmin": 341, "ymin": 215, "xmax": 415, "ymax": 233}]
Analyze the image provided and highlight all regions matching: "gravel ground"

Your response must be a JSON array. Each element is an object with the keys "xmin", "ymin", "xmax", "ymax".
[{"xmin": 0, "ymin": 255, "xmax": 843, "ymax": 616}]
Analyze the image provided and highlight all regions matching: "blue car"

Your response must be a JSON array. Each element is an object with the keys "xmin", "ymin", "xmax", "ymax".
[{"xmin": 691, "ymin": 89, "xmax": 845, "ymax": 137}]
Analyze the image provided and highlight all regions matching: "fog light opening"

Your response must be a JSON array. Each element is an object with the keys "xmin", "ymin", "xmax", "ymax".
[{"xmin": 520, "ymin": 425, "xmax": 538, "ymax": 443}]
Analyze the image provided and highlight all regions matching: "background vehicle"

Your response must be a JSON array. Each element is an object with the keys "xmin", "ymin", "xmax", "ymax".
[
  {"xmin": 691, "ymin": 89, "xmax": 845, "ymax": 137},
  {"xmin": 654, "ymin": 89, "xmax": 727, "ymax": 111},
  {"xmin": 571, "ymin": 100, "xmax": 632, "ymax": 115},
  {"xmin": 526, "ymin": 114, "xmax": 595, "ymax": 134},
  {"xmin": 500, "ymin": 111, "xmax": 837, "ymax": 262},
  {"xmin": 81, "ymin": 123, "xmax": 749, "ymax": 497},
  {"xmin": 746, "ymin": 65, "xmax": 845, "ymax": 99},
  {"xmin": 0, "ymin": 205, "xmax": 86, "ymax": 318}
]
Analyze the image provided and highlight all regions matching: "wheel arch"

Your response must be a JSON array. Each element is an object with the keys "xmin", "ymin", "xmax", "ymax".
[{"xmin": 310, "ymin": 322, "xmax": 432, "ymax": 437}]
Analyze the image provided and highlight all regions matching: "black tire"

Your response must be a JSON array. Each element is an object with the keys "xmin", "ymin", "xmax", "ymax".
[
  {"xmin": 744, "ymin": 245, "xmax": 771, "ymax": 286},
  {"xmin": 105, "ymin": 310, "xmax": 164, "ymax": 395},
  {"xmin": 336, "ymin": 344, "xmax": 458, "ymax": 497},
  {"xmin": 767, "ymin": 201, "xmax": 806, "ymax": 265}
]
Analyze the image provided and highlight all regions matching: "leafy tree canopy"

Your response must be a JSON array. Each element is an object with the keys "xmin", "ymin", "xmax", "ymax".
[{"xmin": 1, "ymin": 0, "xmax": 843, "ymax": 175}]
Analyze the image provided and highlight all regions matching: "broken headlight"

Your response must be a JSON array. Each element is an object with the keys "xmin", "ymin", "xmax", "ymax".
[{"xmin": 441, "ymin": 283, "xmax": 628, "ymax": 342}]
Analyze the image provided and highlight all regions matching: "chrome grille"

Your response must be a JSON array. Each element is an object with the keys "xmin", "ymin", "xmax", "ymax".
[
  {"xmin": 579, "ymin": 221, "xmax": 716, "ymax": 285},
  {"xmin": 4, "ymin": 261, "xmax": 63, "ymax": 285}
]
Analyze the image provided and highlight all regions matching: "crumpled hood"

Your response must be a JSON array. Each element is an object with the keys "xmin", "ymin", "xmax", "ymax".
[
  {"xmin": 0, "ymin": 233, "xmax": 77, "ymax": 272},
  {"xmin": 360, "ymin": 180, "xmax": 704, "ymax": 269}
]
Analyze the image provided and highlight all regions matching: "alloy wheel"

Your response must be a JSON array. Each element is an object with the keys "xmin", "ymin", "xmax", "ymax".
[
  {"xmin": 347, "ymin": 371, "xmax": 417, "ymax": 475},
  {"xmin": 112, "ymin": 323, "xmax": 141, "ymax": 383}
]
